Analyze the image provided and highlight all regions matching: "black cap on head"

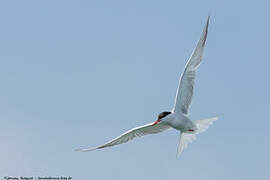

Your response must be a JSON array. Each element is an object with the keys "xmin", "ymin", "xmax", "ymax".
[{"xmin": 158, "ymin": 111, "xmax": 171, "ymax": 120}]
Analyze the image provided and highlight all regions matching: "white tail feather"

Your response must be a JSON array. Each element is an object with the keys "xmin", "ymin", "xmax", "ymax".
[
  {"xmin": 194, "ymin": 116, "xmax": 218, "ymax": 134},
  {"xmin": 177, "ymin": 133, "xmax": 196, "ymax": 157},
  {"xmin": 177, "ymin": 116, "xmax": 218, "ymax": 157}
]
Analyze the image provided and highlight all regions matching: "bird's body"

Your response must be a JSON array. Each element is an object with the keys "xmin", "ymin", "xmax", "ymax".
[
  {"xmin": 76, "ymin": 16, "xmax": 218, "ymax": 156},
  {"xmin": 164, "ymin": 113, "xmax": 196, "ymax": 132}
]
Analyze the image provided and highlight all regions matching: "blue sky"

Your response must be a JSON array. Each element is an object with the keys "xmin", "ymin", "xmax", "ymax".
[{"xmin": 0, "ymin": 0, "xmax": 269, "ymax": 179}]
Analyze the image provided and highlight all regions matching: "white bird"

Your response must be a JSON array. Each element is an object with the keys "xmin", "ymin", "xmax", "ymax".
[{"xmin": 76, "ymin": 16, "xmax": 217, "ymax": 156}]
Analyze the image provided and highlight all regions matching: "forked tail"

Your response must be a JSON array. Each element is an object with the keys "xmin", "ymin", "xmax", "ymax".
[
  {"xmin": 177, "ymin": 116, "xmax": 218, "ymax": 157},
  {"xmin": 194, "ymin": 117, "xmax": 218, "ymax": 134}
]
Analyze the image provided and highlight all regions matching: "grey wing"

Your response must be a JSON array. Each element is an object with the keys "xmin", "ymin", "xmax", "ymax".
[
  {"xmin": 76, "ymin": 122, "xmax": 170, "ymax": 152},
  {"xmin": 173, "ymin": 16, "xmax": 210, "ymax": 115}
]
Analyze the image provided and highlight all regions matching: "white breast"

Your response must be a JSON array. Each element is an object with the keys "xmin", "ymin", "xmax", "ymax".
[{"xmin": 165, "ymin": 113, "xmax": 191, "ymax": 131}]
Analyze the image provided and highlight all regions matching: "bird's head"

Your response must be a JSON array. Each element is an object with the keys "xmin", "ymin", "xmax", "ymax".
[{"xmin": 152, "ymin": 111, "xmax": 172, "ymax": 126}]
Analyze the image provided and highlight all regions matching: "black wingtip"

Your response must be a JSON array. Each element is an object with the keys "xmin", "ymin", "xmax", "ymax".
[{"xmin": 202, "ymin": 16, "xmax": 210, "ymax": 47}]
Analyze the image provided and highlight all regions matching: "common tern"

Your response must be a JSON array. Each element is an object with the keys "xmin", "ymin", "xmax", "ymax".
[{"xmin": 76, "ymin": 16, "xmax": 217, "ymax": 156}]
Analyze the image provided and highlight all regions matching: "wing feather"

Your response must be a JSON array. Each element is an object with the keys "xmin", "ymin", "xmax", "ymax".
[
  {"xmin": 173, "ymin": 16, "xmax": 210, "ymax": 115},
  {"xmin": 76, "ymin": 122, "xmax": 170, "ymax": 152}
]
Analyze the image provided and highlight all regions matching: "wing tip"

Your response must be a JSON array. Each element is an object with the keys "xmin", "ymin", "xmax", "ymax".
[
  {"xmin": 75, "ymin": 147, "xmax": 98, "ymax": 152},
  {"xmin": 202, "ymin": 16, "xmax": 210, "ymax": 47},
  {"xmin": 207, "ymin": 15, "xmax": 210, "ymax": 23}
]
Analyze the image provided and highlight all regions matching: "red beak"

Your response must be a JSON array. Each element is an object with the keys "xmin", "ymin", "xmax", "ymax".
[{"xmin": 152, "ymin": 119, "xmax": 161, "ymax": 126}]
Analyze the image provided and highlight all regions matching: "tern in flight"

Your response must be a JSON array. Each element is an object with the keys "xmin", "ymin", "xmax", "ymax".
[{"xmin": 76, "ymin": 16, "xmax": 217, "ymax": 156}]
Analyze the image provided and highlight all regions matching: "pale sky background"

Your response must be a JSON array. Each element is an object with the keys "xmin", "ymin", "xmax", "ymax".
[{"xmin": 0, "ymin": 0, "xmax": 269, "ymax": 179}]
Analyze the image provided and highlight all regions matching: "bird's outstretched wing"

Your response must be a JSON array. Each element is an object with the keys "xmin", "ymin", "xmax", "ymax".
[
  {"xmin": 76, "ymin": 122, "xmax": 170, "ymax": 152},
  {"xmin": 173, "ymin": 16, "xmax": 210, "ymax": 115}
]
